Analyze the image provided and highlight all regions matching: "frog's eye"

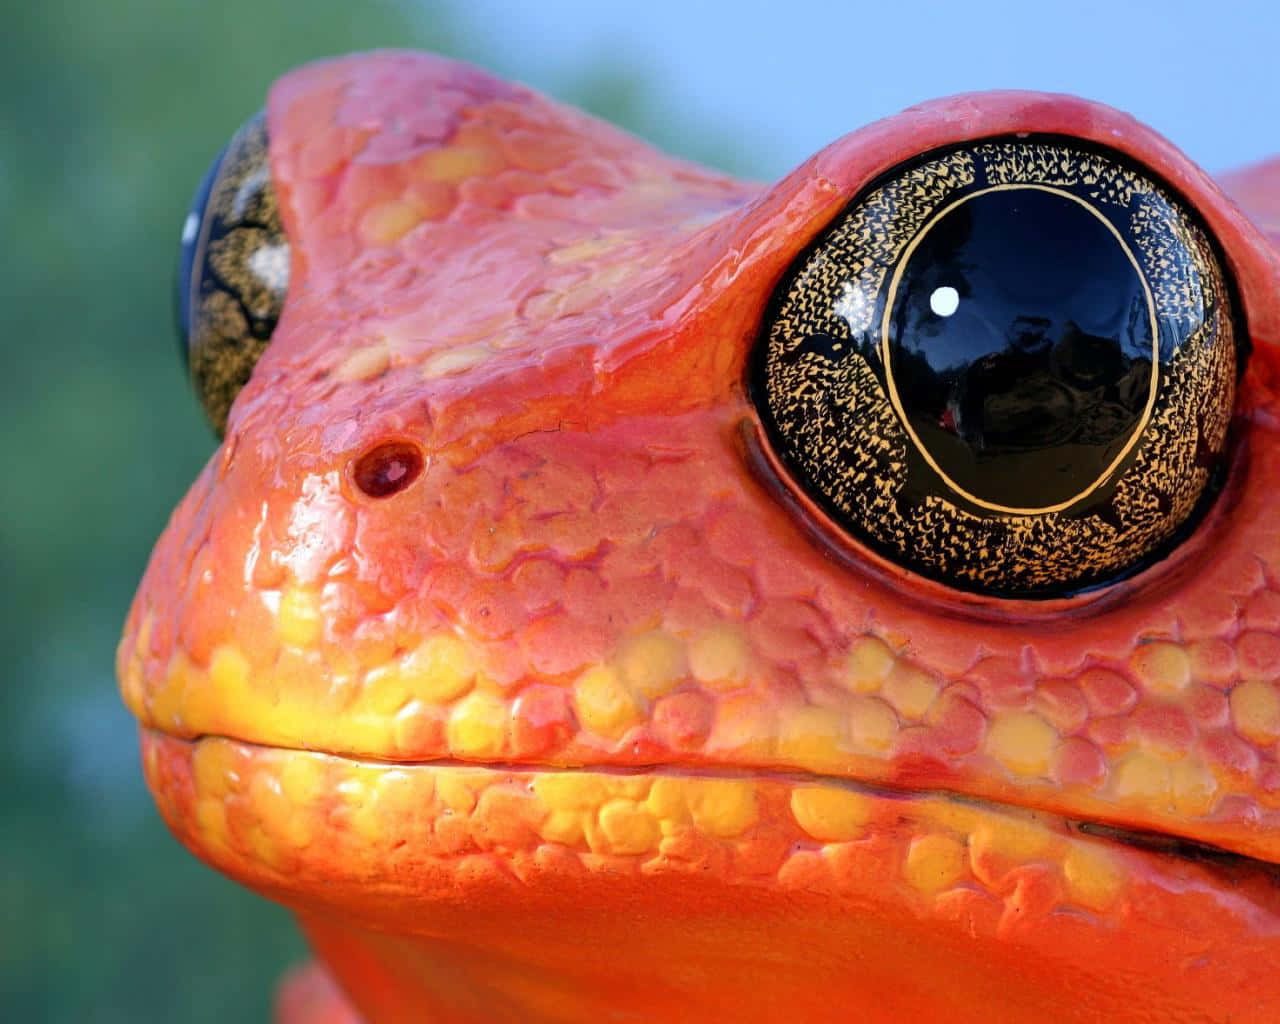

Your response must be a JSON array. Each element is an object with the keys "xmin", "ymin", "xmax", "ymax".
[
  {"xmin": 176, "ymin": 112, "xmax": 288, "ymax": 437},
  {"xmin": 752, "ymin": 137, "xmax": 1240, "ymax": 599}
]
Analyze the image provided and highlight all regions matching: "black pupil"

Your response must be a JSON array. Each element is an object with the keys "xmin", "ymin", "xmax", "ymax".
[{"xmin": 887, "ymin": 187, "xmax": 1154, "ymax": 511}]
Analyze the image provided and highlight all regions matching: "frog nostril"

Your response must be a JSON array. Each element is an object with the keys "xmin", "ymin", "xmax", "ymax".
[{"xmin": 352, "ymin": 441, "xmax": 424, "ymax": 498}]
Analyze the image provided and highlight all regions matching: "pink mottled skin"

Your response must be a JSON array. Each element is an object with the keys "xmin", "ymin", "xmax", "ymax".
[{"xmin": 120, "ymin": 53, "xmax": 1280, "ymax": 1021}]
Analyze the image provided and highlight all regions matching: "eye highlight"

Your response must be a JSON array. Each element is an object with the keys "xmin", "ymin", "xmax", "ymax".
[
  {"xmin": 752, "ymin": 138, "xmax": 1239, "ymax": 599},
  {"xmin": 176, "ymin": 112, "xmax": 288, "ymax": 437}
]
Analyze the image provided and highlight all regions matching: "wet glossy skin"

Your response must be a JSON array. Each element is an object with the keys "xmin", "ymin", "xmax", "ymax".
[{"xmin": 120, "ymin": 53, "xmax": 1280, "ymax": 1022}]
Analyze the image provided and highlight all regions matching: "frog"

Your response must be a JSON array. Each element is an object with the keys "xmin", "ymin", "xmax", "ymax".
[{"xmin": 119, "ymin": 50, "xmax": 1280, "ymax": 1022}]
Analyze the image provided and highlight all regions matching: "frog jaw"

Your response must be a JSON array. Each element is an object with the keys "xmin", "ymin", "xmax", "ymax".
[{"xmin": 140, "ymin": 729, "xmax": 1280, "ymax": 1021}]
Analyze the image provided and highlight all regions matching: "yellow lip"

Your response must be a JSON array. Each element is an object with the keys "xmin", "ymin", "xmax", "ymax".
[{"xmin": 143, "ymin": 727, "xmax": 1169, "ymax": 924}]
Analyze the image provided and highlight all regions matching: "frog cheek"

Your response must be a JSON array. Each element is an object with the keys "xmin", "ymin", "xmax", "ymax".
[
  {"xmin": 176, "ymin": 110, "xmax": 290, "ymax": 438},
  {"xmin": 751, "ymin": 136, "xmax": 1241, "ymax": 600}
]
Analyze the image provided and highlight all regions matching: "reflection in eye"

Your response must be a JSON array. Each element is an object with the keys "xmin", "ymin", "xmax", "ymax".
[
  {"xmin": 886, "ymin": 186, "xmax": 1155, "ymax": 511},
  {"xmin": 753, "ymin": 137, "xmax": 1239, "ymax": 598},
  {"xmin": 930, "ymin": 286, "xmax": 960, "ymax": 317}
]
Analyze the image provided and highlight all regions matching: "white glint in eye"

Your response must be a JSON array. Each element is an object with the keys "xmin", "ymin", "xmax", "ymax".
[
  {"xmin": 181, "ymin": 212, "xmax": 199, "ymax": 245},
  {"xmin": 834, "ymin": 280, "xmax": 874, "ymax": 335},
  {"xmin": 248, "ymin": 242, "xmax": 290, "ymax": 291},
  {"xmin": 930, "ymin": 285, "xmax": 960, "ymax": 317}
]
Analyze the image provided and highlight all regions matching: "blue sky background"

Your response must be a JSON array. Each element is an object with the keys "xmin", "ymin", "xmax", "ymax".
[{"xmin": 451, "ymin": 0, "xmax": 1278, "ymax": 178}]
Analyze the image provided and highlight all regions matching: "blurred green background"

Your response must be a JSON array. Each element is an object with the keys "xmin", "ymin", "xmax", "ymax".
[
  {"xmin": 1, "ymin": 3, "xmax": 743, "ymax": 1021},
  {"xmin": 6, "ymin": 0, "xmax": 1273, "ymax": 1020}
]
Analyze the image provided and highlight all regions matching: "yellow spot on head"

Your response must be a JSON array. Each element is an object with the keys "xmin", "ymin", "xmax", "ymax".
[
  {"xmin": 688, "ymin": 624, "xmax": 750, "ymax": 691},
  {"xmin": 134, "ymin": 611, "xmax": 154, "ymax": 659},
  {"xmin": 548, "ymin": 235, "xmax": 626, "ymax": 264},
  {"xmin": 119, "ymin": 651, "xmax": 145, "ymax": 714},
  {"xmin": 1229, "ymin": 679, "xmax": 1280, "ymax": 745},
  {"xmin": 1130, "ymin": 641, "xmax": 1192, "ymax": 695},
  {"xmin": 209, "ymin": 644, "xmax": 252, "ymax": 709},
  {"xmin": 776, "ymin": 705, "xmax": 850, "ymax": 772},
  {"xmin": 1170, "ymin": 756, "xmax": 1218, "ymax": 817},
  {"xmin": 334, "ymin": 342, "xmax": 390, "ymax": 383},
  {"xmin": 419, "ymin": 142, "xmax": 504, "ymax": 184},
  {"xmin": 904, "ymin": 833, "xmax": 967, "ymax": 895},
  {"xmin": 708, "ymin": 697, "xmax": 777, "ymax": 760},
  {"xmin": 421, "ymin": 345, "xmax": 490, "ymax": 380},
  {"xmin": 572, "ymin": 666, "xmax": 643, "ymax": 740},
  {"xmin": 790, "ymin": 786, "xmax": 872, "ymax": 842},
  {"xmin": 402, "ymin": 633, "xmax": 478, "ymax": 703},
  {"xmin": 118, "ymin": 612, "xmax": 153, "ymax": 713},
  {"xmin": 985, "ymin": 711, "xmax": 1059, "ymax": 778},
  {"xmin": 359, "ymin": 198, "xmax": 426, "ymax": 245},
  {"xmin": 616, "ymin": 631, "xmax": 686, "ymax": 700},
  {"xmin": 446, "ymin": 692, "xmax": 508, "ymax": 759},
  {"xmin": 393, "ymin": 700, "xmax": 438, "ymax": 752},
  {"xmin": 154, "ymin": 650, "xmax": 203, "ymax": 728},
  {"xmin": 847, "ymin": 696, "xmax": 899, "ymax": 754},
  {"xmin": 840, "ymin": 636, "xmax": 896, "ymax": 694},
  {"xmin": 881, "ymin": 663, "xmax": 940, "ymax": 720},
  {"xmin": 1111, "ymin": 750, "xmax": 1172, "ymax": 803},
  {"xmin": 278, "ymin": 585, "xmax": 322, "ymax": 649}
]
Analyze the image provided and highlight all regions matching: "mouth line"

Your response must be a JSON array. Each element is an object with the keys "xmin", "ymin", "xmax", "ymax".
[{"xmin": 167, "ymin": 728, "xmax": 1279, "ymax": 876}]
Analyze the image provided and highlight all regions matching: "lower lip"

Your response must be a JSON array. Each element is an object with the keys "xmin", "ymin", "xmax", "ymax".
[{"xmin": 141, "ymin": 729, "xmax": 1280, "ymax": 1020}]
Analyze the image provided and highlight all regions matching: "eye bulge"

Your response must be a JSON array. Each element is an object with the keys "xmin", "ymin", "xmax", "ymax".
[
  {"xmin": 176, "ymin": 112, "xmax": 289, "ymax": 437},
  {"xmin": 752, "ymin": 136, "xmax": 1241, "ymax": 600}
]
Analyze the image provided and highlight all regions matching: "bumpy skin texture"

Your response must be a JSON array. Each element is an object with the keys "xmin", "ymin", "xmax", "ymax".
[{"xmin": 120, "ymin": 53, "xmax": 1280, "ymax": 1021}]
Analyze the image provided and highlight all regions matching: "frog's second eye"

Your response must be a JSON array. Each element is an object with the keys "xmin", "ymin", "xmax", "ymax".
[
  {"xmin": 176, "ymin": 112, "xmax": 288, "ymax": 437},
  {"xmin": 753, "ymin": 137, "xmax": 1240, "ymax": 599}
]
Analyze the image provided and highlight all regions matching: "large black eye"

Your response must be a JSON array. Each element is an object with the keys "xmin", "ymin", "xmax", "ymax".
[
  {"xmin": 176, "ymin": 112, "xmax": 288, "ymax": 437},
  {"xmin": 753, "ymin": 138, "xmax": 1239, "ymax": 599}
]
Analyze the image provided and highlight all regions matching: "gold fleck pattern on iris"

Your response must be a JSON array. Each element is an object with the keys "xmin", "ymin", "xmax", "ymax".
[
  {"xmin": 178, "ymin": 113, "xmax": 289, "ymax": 436},
  {"xmin": 754, "ymin": 138, "xmax": 1238, "ymax": 598}
]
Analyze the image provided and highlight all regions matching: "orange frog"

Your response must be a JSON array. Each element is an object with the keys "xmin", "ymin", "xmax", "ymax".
[{"xmin": 121, "ymin": 52, "xmax": 1280, "ymax": 1022}]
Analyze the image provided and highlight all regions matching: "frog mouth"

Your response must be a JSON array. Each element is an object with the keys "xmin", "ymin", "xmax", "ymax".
[{"xmin": 140, "ymin": 727, "xmax": 1280, "ymax": 909}]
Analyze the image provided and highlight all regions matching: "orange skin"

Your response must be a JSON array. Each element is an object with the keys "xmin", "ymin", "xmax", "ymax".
[{"xmin": 119, "ymin": 52, "xmax": 1280, "ymax": 1022}]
